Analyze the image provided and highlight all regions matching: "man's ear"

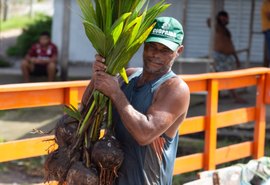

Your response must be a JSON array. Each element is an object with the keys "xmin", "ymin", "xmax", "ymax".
[{"xmin": 176, "ymin": 45, "xmax": 184, "ymax": 56}]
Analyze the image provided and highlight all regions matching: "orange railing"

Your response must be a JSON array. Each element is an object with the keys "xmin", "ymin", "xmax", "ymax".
[{"xmin": 0, "ymin": 67, "xmax": 270, "ymax": 176}]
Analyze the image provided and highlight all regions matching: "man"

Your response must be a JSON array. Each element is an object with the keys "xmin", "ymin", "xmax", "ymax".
[
  {"xmin": 261, "ymin": 0, "xmax": 270, "ymax": 67},
  {"xmin": 82, "ymin": 17, "xmax": 190, "ymax": 185},
  {"xmin": 21, "ymin": 31, "xmax": 57, "ymax": 82},
  {"xmin": 211, "ymin": 11, "xmax": 247, "ymax": 103},
  {"xmin": 212, "ymin": 11, "xmax": 240, "ymax": 72}
]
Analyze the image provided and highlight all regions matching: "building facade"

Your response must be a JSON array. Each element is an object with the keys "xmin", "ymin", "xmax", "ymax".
[{"xmin": 52, "ymin": 0, "xmax": 264, "ymax": 68}]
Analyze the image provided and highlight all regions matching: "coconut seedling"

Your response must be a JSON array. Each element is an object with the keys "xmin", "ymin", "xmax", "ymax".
[{"xmin": 45, "ymin": 0, "xmax": 170, "ymax": 184}]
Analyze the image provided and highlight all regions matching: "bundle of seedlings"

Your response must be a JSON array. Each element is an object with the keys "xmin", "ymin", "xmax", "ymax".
[{"xmin": 45, "ymin": 0, "xmax": 170, "ymax": 184}]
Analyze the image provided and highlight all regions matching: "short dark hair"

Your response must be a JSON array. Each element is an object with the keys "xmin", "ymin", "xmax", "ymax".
[
  {"xmin": 40, "ymin": 31, "xmax": 51, "ymax": 38},
  {"xmin": 217, "ymin": 11, "xmax": 228, "ymax": 18}
]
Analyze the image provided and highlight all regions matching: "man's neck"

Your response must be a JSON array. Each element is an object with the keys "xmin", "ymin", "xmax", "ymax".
[{"xmin": 137, "ymin": 69, "xmax": 170, "ymax": 86}]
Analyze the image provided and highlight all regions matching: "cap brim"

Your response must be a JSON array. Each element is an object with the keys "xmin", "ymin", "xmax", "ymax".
[{"xmin": 145, "ymin": 37, "xmax": 179, "ymax": 51}]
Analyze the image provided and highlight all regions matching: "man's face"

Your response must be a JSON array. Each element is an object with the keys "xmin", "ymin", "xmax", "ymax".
[
  {"xmin": 39, "ymin": 35, "xmax": 50, "ymax": 46},
  {"xmin": 143, "ymin": 42, "xmax": 179, "ymax": 74},
  {"xmin": 219, "ymin": 15, "xmax": 229, "ymax": 25}
]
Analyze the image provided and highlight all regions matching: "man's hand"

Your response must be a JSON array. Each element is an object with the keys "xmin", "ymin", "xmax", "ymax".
[
  {"xmin": 30, "ymin": 58, "xmax": 38, "ymax": 63},
  {"xmin": 30, "ymin": 58, "xmax": 44, "ymax": 64},
  {"xmin": 94, "ymin": 71, "xmax": 120, "ymax": 101},
  {"xmin": 92, "ymin": 54, "xmax": 120, "ymax": 100},
  {"xmin": 92, "ymin": 54, "xmax": 106, "ymax": 82},
  {"xmin": 92, "ymin": 55, "xmax": 106, "ymax": 73}
]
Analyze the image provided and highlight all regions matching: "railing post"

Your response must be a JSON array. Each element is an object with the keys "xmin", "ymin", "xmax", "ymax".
[
  {"xmin": 264, "ymin": 72, "xmax": 270, "ymax": 104},
  {"xmin": 64, "ymin": 87, "xmax": 79, "ymax": 109},
  {"xmin": 253, "ymin": 74, "xmax": 266, "ymax": 159},
  {"xmin": 204, "ymin": 79, "xmax": 219, "ymax": 170}
]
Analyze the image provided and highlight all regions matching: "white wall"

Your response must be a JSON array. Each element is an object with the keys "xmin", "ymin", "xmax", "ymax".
[
  {"xmin": 52, "ymin": 0, "xmax": 63, "ymax": 56},
  {"xmin": 52, "ymin": 0, "xmax": 96, "ymax": 63},
  {"xmin": 225, "ymin": 0, "xmax": 264, "ymax": 62}
]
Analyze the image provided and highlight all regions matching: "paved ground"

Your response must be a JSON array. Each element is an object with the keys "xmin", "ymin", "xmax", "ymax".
[{"xmin": 0, "ymin": 29, "xmax": 22, "ymax": 57}]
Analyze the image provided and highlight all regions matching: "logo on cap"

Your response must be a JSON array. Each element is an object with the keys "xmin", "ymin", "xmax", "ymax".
[
  {"xmin": 161, "ymin": 22, "xmax": 170, "ymax": 30},
  {"xmin": 152, "ymin": 28, "xmax": 177, "ymax": 38}
]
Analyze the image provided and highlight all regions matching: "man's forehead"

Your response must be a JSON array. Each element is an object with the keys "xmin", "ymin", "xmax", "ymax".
[{"xmin": 146, "ymin": 42, "xmax": 172, "ymax": 50}]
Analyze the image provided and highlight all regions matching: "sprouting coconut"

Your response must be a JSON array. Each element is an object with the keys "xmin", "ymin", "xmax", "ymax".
[
  {"xmin": 91, "ymin": 133, "xmax": 124, "ymax": 185},
  {"xmin": 55, "ymin": 114, "xmax": 78, "ymax": 147},
  {"xmin": 44, "ymin": 0, "xmax": 170, "ymax": 184},
  {"xmin": 66, "ymin": 162, "xmax": 99, "ymax": 185},
  {"xmin": 44, "ymin": 148, "xmax": 71, "ymax": 184},
  {"xmin": 44, "ymin": 146, "xmax": 81, "ymax": 184}
]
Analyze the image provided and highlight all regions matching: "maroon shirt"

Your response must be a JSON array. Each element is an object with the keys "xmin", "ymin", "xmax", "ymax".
[{"xmin": 27, "ymin": 42, "xmax": 57, "ymax": 62}]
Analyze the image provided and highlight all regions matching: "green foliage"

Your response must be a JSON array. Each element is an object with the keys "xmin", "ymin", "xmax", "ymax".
[
  {"xmin": 173, "ymin": 171, "xmax": 200, "ymax": 185},
  {"xmin": 6, "ymin": 14, "xmax": 52, "ymax": 57},
  {"xmin": 0, "ymin": 16, "xmax": 34, "ymax": 31},
  {"xmin": 76, "ymin": 0, "xmax": 170, "ymax": 143},
  {"xmin": 0, "ymin": 137, "xmax": 5, "ymax": 143},
  {"xmin": 0, "ymin": 57, "xmax": 11, "ymax": 67},
  {"xmin": 63, "ymin": 105, "xmax": 82, "ymax": 121}
]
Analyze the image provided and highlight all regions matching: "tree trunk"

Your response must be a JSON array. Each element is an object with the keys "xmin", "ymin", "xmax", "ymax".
[
  {"xmin": 3, "ymin": 0, "xmax": 8, "ymax": 22},
  {"xmin": 29, "ymin": 0, "xmax": 34, "ymax": 18}
]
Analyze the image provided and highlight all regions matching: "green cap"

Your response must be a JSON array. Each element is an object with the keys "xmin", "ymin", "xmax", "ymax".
[{"xmin": 145, "ymin": 17, "xmax": 184, "ymax": 51}]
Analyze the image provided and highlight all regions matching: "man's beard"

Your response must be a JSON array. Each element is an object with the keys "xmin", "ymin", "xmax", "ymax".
[{"xmin": 143, "ymin": 57, "xmax": 173, "ymax": 74}]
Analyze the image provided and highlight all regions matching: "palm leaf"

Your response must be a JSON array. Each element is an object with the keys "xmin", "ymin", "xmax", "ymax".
[
  {"xmin": 128, "ymin": 12, "xmax": 145, "ymax": 45},
  {"xmin": 83, "ymin": 21, "xmax": 106, "ymax": 56},
  {"xmin": 77, "ymin": 0, "xmax": 96, "ymax": 24},
  {"xmin": 129, "ymin": 0, "xmax": 148, "ymax": 21},
  {"xmin": 138, "ymin": 1, "xmax": 170, "ymax": 36},
  {"xmin": 104, "ymin": 0, "xmax": 113, "ymax": 34},
  {"xmin": 110, "ymin": 12, "xmax": 132, "ymax": 44},
  {"xmin": 63, "ymin": 105, "xmax": 82, "ymax": 121},
  {"xmin": 119, "ymin": 67, "xmax": 129, "ymax": 84},
  {"xmin": 94, "ymin": 0, "xmax": 103, "ymax": 29},
  {"xmin": 112, "ymin": 23, "xmax": 156, "ymax": 74}
]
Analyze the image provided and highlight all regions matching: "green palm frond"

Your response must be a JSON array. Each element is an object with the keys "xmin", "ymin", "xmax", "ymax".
[
  {"xmin": 83, "ymin": 21, "xmax": 106, "ymax": 56},
  {"xmin": 63, "ymin": 105, "xmax": 82, "ymax": 121},
  {"xmin": 110, "ymin": 12, "xmax": 132, "ymax": 44},
  {"xmin": 76, "ymin": 0, "xmax": 170, "ymax": 143}
]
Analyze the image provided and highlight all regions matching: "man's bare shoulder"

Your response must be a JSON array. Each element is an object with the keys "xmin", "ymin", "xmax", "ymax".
[
  {"xmin": 156, "ymin": 75, "xmax": 190, "ymax": 103},
  {"xmin": 163, "ymin": 75, "xmax": 189, "ymax": 93}
]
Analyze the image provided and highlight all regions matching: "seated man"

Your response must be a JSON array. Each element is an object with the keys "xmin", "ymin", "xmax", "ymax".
[{"xmin": 21, "ymin": 31, "xmax": 58, "ymax": 82}]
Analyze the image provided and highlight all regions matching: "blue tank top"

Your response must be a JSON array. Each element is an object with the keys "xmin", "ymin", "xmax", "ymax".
[{"xmin": 113, "ymin": 69, "xmax": 179, "ymax": 185}]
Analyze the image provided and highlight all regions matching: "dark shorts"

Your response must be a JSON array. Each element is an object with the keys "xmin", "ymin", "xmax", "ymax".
[{"xmin": 30, "ymin": 64, "xmax": 48, "ymax": 76}]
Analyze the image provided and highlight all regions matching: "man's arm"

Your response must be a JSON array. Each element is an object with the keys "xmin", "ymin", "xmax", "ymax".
[
  {"xmin": 94, "ymin": 71, "xmax": 190, "ymax": 145},
  {"xmin": 262, "ymin": 3, "xmax": 270, "ymax": 20},
  {"xmin": 233, "ymin": 52, "xmax": 240, "ymax": 68},
  {"xmin": 229, "ymin": 39, "xmax": 241, "ymax": 68}
]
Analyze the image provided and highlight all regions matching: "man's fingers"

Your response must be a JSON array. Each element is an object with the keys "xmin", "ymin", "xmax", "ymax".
[
  {"xmin": 95, "ymin": 54, "xmax": 105, "ymax": 63},
  {"xmin": 93, "ymin": 54, "xmax": 106, "ymax": 73},
  {"xmin": 96, "ymin": 71, "xmax": 108, "ymax": 77},
  {"xmin": 93, "ymin": 61, "xmax": 107, "ymax": 72}
]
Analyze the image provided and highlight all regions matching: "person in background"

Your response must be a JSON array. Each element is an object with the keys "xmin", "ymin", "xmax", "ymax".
[
  {"xmin": 209, "ymin": 11, "xmax": 247, "ymax": 104},
  {"xmin": 21, "ymin": 31, "xmax": 57, "ymax": 82},
  {"xmin": 261, "ymin": 0, "xmax": 270, "ymax": 67}
]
